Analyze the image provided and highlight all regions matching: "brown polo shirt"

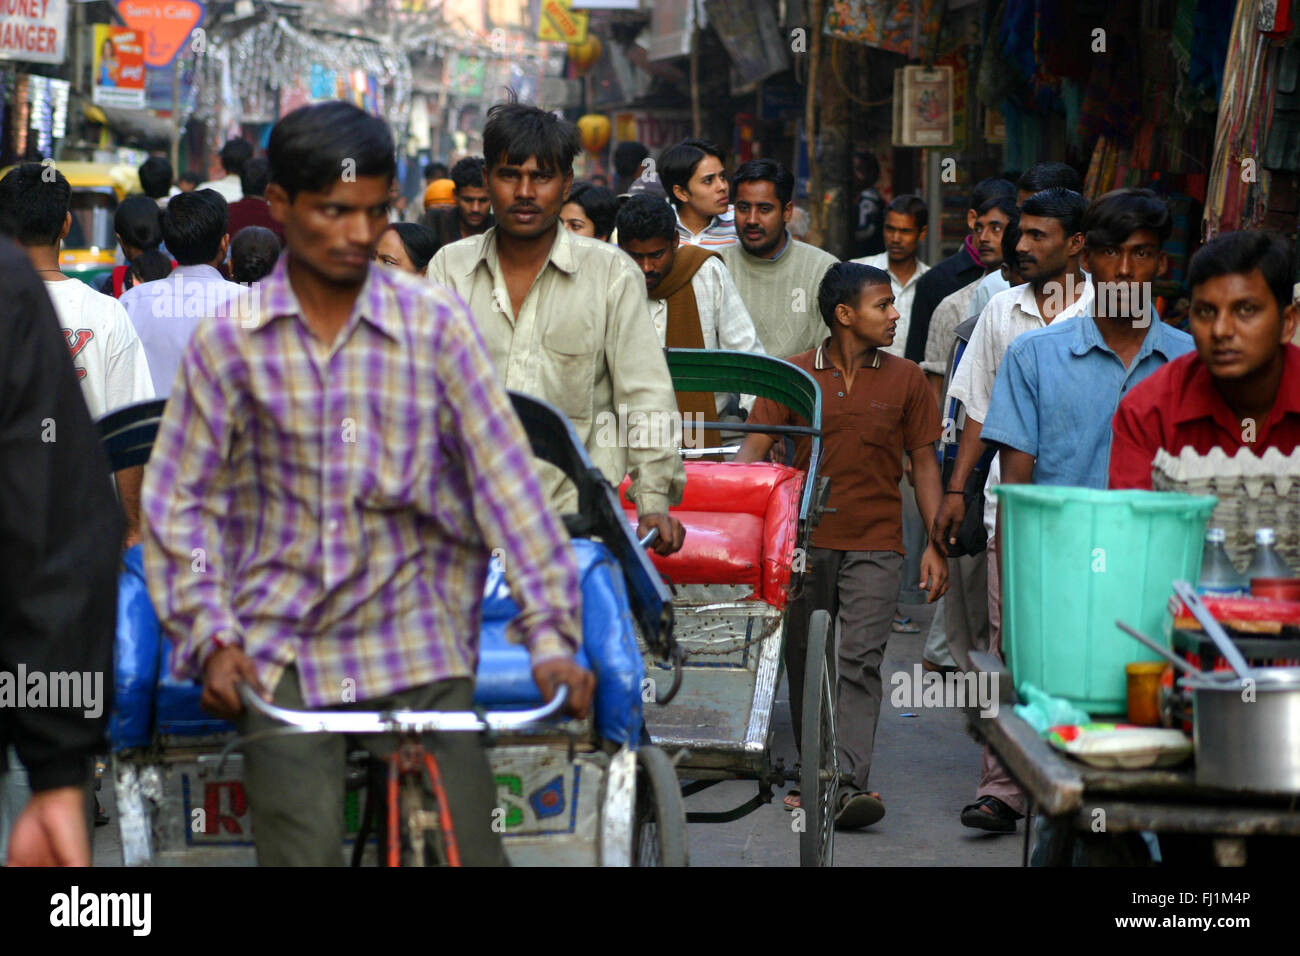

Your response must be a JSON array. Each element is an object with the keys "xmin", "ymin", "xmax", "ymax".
[{"xmin": 748, "ymin": 339, "xmax": 941, "ymax": 553}]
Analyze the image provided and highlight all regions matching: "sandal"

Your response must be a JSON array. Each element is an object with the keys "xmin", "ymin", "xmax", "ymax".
[
  {"xmin": 834, "ymin": 788, "xmax": 885, "ymax": 830},
  {"xmin": 783, "ymin": 790, "xmax": 801, "ymax": 812},
  {"xmin": 891, "ymin": 616, "xmax": 920, "ymax": 634},
  {"xmin": 960, "ymin": 795, "xmax": 1022, "ymax": 833}
]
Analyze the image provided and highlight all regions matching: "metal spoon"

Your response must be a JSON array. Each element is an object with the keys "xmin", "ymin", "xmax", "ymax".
[
  {"xmin": 1114, "ymin": 619, "xmax": 1204, "ymax": 681},
  {"xmin": 1171, "ymin": 580, "xmax": 1253, "ymax": 682}
]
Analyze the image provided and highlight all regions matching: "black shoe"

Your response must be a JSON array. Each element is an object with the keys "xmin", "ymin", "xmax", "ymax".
[
  {"xmin": 960, "ymin": 795, "xmax": 1021, "ymax": 833},
  {"xmin": 94, "ymin": 796, "xmax": 110, "ymax": 828}
]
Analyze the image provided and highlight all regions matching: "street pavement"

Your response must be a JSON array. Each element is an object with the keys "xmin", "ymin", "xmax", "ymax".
[
  {"xmin": 92, "ymin": 599, "xmax": 1021, "ymax": 868},
  {"xmin": 682, "ymin": 599, "xmax": 1022, "ymax": 867}
]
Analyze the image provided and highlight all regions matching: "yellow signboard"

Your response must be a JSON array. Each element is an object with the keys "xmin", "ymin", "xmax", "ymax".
[{"xmin": 538, "ymin": 0, "xmax": 589, "ymax": 45}]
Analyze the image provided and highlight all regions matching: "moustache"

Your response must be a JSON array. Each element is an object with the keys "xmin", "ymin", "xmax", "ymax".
[{"xmin": 509, "ymin": 205, "xmax": 540, "ymax": 214}]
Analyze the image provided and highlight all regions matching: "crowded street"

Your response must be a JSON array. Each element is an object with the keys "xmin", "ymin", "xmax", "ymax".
[{"xmin": 0, "ymin": 0, "xmax": 1294, "ymax": 931}]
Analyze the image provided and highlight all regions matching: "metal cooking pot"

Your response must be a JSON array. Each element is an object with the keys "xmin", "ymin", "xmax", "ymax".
[{"xmin": 1187, "ymin": 667, "xmax": 1300, "ymax": 794}]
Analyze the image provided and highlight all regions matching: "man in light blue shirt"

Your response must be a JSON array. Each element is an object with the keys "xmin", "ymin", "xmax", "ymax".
[
  {"xmin": 121, "ymin": 188, "xmax": 251, "ymax": 396},
  {"xmin": 980, "ymin": 189, "xmax": 1192, "ymax": 858},
  {"xmin": 983, "ymin": 189, "xmax": 1193, "ymax": 494}
]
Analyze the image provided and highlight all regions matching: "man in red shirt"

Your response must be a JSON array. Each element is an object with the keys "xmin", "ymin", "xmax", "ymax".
[
  {"xmin": 1110, "ymin": 231, "xmax": 1300, "ymax": 489},
  {"xmin": 226, "ymin": 157, "xmax": 285, "ymax": 245}
]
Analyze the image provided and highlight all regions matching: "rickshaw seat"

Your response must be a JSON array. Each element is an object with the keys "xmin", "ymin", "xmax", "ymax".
[
  {"xmin": 110, "ymin": 539, "xmax": 644, "ymax": 750},
  {"xmin": 475, "ymin": 537, "xmax": 643, "ymax": 746},
  {"xmin": 618, "ymin": 461, "xmax": 803, "ymax": 610}
]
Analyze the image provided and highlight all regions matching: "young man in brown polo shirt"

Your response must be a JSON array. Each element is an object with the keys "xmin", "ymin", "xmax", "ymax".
[{"xmin": 736, "ymin": 261, "xmax": 948, "ymax": 828}]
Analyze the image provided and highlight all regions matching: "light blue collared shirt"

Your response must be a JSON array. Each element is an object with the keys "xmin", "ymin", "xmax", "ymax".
[
  {"xmin": 982, "ymin": 312, "xmax": 1194, "ymax": 489},
  {"xmin": 120, "ymin": 264, "xmax": 249, "ymax": 396}
]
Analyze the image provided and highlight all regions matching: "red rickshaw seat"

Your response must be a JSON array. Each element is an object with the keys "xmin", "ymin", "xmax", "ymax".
[{"xmin": 619, "ymin": 461, "xmax": 803, "ymax": 609}]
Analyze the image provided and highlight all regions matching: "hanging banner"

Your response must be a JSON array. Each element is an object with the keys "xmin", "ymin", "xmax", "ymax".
[
  {"xmin": 93, "ymin": 25, "xmax": 146, "ymax": 110},
  {"xmin": 824, "ymin": 0, "xmax": 943, "ymax": 59},
  {"xmin": 0, "ymin": 0, "xmax": 68, "ymax": 64},
  {"xmin": 115, "ymin": 0, "xmax": 205, "ymax": 68}
]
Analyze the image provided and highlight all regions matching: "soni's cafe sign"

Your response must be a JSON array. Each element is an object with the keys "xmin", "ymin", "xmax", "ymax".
[
  {"xmin": 115, "ymin": 0, "xmax": 204, "ymax": 68},
  {"xmin": 0, "ymin": 0, "xmax": 68, "ymax": 65}
]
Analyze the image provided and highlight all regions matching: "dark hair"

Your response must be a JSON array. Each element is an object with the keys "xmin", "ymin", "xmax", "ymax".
[
  {"xmin": 179, "ymin": 169, "xmax": 202, "ymax": 187},
  {"xmin": 1082, "ymin": 187, "xmax": 1173, "ymax": 249},
  {"xmin": 139, "ymin": 156, "xmax": 174, "ymax": 199},
  {"xmin": 885, "ymin": 194, "xmax": 928, "ymax": 231},
  {"xmin": 731, "ymin": 158, "xmax": 794, "ymax": 206},
  {"xmin": 613, "ymin": 141, "xmax": 649, "ymax": 178},
  {"xmin": 855, "ymin": 149, "xmax": 880, "ymax": 186},
  {"xmin": 239, "ymin": 156, "xmax": 271, "ymax": 198},
  {"xmin": 384, "ymin": 221, "xmax": 437, "ymax": 273},
  {"xmin": 162, "ymin": 188, "xmax": 228, "ymax": 265},
  {"xmin": 1001, "ymin": 216, "xmax": 1022, "ymax": 269},
  {"xmin": 423, "ymin": 161, "xmax": 448, "ymax": 181},
  {"xmin": 565, "ymin": 181, "xmax": 619, "ymax": 239},
  {"xmin": 976, "ymin": 193, "xmax": 1019, "ymax": 220},
  {"xmin": 1019, "ymin": 187, "xmax": 1088, "ymax": 237},
  {"xmin": 818, "ymin": 261, "xmax": 892, "ymax": 330},
  {"xmin": 969, "ymin": 177, "xmax": 1016, "ymax": 213},
  {"xmin": 130, "ymin": 249, "xmax": 173, "ymax": 284},
  {"xmin": 450, "ymin": 156, "xmax": 486, "ymax": 192},
  {"xmin": 219, "ymin": 138, "xmax": 254, "ymax": 176},
  {"xmin": 269, "ymin": 101, "xmax": 395, "ymax": 199},
  {"xmin": 482, "ymin": 98, "xmax": 580, "ymax": 176},
  {"xmin": 1017, "ymin": 162, "xmax": 1082, "ymax": 196},
  {"xmin": 1187, "ymin": 231, "xmax": 1296, "ymax": 312},
  {"xmin": 615, "ymin": 193, "xmax": 678, "ymax": 244},
  {"xmin": 0, "ymin": 162, "xmax": 70, "ymax": 245},
  {"xmin": 115, "ymin": 194, "xmax": 164, "ymax": 252},
  {"xmin": 659, "ymin": 138, "xmax": 725, "ymax": 209},
  {"xmin": 230, "ymin": 226, "xmax": 281, "ymax": 284}
]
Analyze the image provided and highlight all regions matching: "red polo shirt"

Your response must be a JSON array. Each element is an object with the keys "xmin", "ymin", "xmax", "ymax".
[{"xmin": 1109, "ymin": 344, "xmax": 1300, "ymax": 489}]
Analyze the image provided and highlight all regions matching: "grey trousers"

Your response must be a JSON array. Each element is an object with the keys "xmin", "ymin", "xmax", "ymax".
[
  {"xmin": 786, "ymin": 547, "xmax": 902, "ymax": 791},
  {"xmin": 238, "ymin": 665, "xmax": 507, "ymax": 866},
  {"xmin": 943, "ymin": 553, "xmax": 990, "ymax": 673},
  {"xmin": 976, "ymin": 537, "xmax": 1026, "ymax": 814}
]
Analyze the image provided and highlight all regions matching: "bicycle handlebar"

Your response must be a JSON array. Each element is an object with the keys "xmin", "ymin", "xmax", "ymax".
[{"xmin": 236, "ymin": 682, "xmax": 571, "ymax": 735}]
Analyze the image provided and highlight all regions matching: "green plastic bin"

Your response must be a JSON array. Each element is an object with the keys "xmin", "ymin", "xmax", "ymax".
[{"xmin": 993, "ymin": 486, "xmax": 1217, "ymax": 713}]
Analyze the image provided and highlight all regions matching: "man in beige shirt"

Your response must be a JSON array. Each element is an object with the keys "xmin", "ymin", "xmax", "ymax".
[{"xmin": 428, "ymin": 101, "xmax": 686, "ymax": 554}]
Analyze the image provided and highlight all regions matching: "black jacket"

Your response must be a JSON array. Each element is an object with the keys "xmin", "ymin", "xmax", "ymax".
[
  {"xmin": 904, "ymin": 244, "xmax": 985, "ymax": 362},
  {"xmin": 0, "ymin": 240, "xmax": 123, "ymax": 791}
]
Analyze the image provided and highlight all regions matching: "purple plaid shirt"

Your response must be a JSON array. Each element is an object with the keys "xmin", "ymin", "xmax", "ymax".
[{"xmin": 141, "ymin": 255, "xmax": 581, "ymax": 707}]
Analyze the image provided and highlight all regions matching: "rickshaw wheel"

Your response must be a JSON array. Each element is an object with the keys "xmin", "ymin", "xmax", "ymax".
[
  {"xmin": 799, "ymin": 610, "xmax": 837, "ymax": 867},
  {"xmin": 632, "ymin": 745, "xmax": 689, "ymax": 867}
]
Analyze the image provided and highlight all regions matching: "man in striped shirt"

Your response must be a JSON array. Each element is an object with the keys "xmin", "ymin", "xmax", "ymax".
[
  {"xmin": 659, "ymin": 138, "xmax": 738, "ymax": 250},
  {"xmin": 141, "ymin": 101, "xmax": 591, "ymax": 866}
]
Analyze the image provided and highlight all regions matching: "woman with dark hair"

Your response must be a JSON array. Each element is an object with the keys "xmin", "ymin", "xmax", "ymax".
[
  {"xmin": 561, "ymin": 181, "xmax": 618, "ymax": 242},
  {"xmin": 375, "ymin": 221, "xmax": 437, "ymax": 276},
  {"xmin": 230, "ymin": 225, "xmax": 281, "ymax": 284},
  {"xmin": 99, "ymin": 194, "xmax": 173, "ymax": 297}
]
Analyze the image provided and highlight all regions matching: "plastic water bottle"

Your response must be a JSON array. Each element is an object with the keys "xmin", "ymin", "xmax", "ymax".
[
  {"xmin": 1198, "ymin": 527, "xmax": 1248, "ymax": 595},
  {"xmin": 1246, "ymin": 528, "xmax": 1295, "ymax": 580}
]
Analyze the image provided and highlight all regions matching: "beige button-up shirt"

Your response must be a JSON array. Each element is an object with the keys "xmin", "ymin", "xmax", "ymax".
[{"xmin": 428, "ymin": 224, "xmax": 686, "ymax": 517}]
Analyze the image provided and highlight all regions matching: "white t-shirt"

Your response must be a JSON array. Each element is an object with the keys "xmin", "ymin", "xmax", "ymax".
[{"xmin": 43, "ymin": 279, "xmax": 156, "ymax": 421}]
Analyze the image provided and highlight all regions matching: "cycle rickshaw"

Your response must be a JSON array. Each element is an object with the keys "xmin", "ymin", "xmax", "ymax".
[{"xmin": 101, "ymin": 392, "xmax": 687, "ymax": 866}]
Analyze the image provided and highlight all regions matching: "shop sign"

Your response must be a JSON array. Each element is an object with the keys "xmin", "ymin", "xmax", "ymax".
[
  {"xmin": 537, "ymin": 0, "xmax": 588, "ymax": 45},
  {"xmin": 892, "ymin": 65, "xmax": 953, "ymax": 148},
  {"xmin": 614, "ymin": 110, "xmax": 693, "ymax": 154},
  {"xmin": 93, "ymin": 24, "xmax": 145, "ymax": 110},
  {"xmin": 0, "ymin": 0, "xmax": 68, "ymax": 65},
  {"xmin": 115, "ymin": 0, "xmax": 204, "ymax": 69}
]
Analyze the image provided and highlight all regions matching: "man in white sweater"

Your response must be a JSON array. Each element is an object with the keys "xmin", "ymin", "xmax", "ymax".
[{"xmin": 721, "ymin": 159, "xmax": 839, "ymax": 359}]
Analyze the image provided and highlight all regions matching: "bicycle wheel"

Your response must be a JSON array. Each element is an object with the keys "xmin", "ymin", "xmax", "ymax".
[
  {"xmin": 799, "ymin": 609, "xmax": 836, "ymax": 867},
  {"xmin": 631, "ymin": 746, "xmax": 689, "ymax": 867}
]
